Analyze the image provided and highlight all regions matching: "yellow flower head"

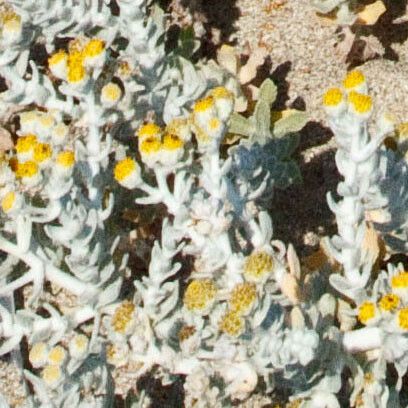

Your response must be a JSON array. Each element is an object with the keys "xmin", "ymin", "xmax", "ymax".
[
  {"xmin": 117, "ymin": 60, "xmax": 132, "ymax": 79},
  {"xmin": 114, "ymin": 157, "xmax": 141, "ymax": 188},
  {"xmin": 323, "ymin": 88, "xmax": 343, "ymax": 107},
  {"xmin": 52, "ymin": 123, "xmax": 69, "ymax": 145},
  {"xmin": 29, "ymin": 342, "xmax": 48, "ymax": 368},
  {"xmin": 101, "ymin": 82, "xmax": 122, "ymax": 106},
  {"xmin": 19, "ymin": 111, "xmax": 39, "ymax": 132},
  {"xmin": 38, "ymin": 113, "xmax": 55, "ymax": 130},
  {"xmin": 398, "ymin": 308, "xmax": 408, "ymax": 330},
  {"xmin": 1, "ymin": 9, "xmax": 21, "ymax": 28},
  {"xmin": 33, "ymin": 143, "xmax": 52, "ymax": 164},
  {"xmin": 138, "ymin": 123, "xmax": 161, "ymax": 140},
  {"xmin": 48, "ymin": 50, "xmax": 67, "ymax": 68},
  {"xmin": 219, "ymin": 309, "xmax": 245, "ymax": 337},
  {"xmin": 16, "ymin": 134, "xmax": 37, "ymax": 154},
  {"xmin": 82, "ymin": 38, "xmax": 105, "ymax": 58},
  {"xmin": 111, "ymin": 300, "xmax": 135, "ymax": 334},
  {"xmin": 165, "ymin": 118, "xmax": 191, "ymax": 142},
  {"xmin": 379, "ymin": 293, "xmax": 399, "ymax": 311},
  {"xmin": 1, "ymin": 191, "xmax": 16, "ymax": 213},
  {"xmin": 357, "ymin": 301, "xmax": 376, "ymax": 325},
  {"xmin": 66, "ymin": 50, "xmax": 86, "ymax": 83},
  {"xmin": 183, "ymin": 279, "xmax": 217, "ymax": 314},
  {"xmin": 106, "ymin": 343, "xmax": 129, "ymax": 367},
  {"xmin": 162, "ymin": 133, "xmax": 184, "ymax": 151},
  {"xmin": 114, "ymin": 157, "xmax": 136, "ymax": 182},
  {"xmin": 243, "ymin": 251, "xmax": 274, "ymax": 282},
  {"xmin": 56, "ymin": 151, "xmax": 75, "ymax": 168},
  {"xmin": 47, "ymin": 345, "xmax": 66, "ymax": 366},
  {"xmin": 343, "ymin": 70, "xmax": 365, "ymax": 91},
  {"xmin": 348, "ymin": 91, "xmax": 373, "ymax": 115},
  {"xmin": 178, "ymin": 325, "xmax": 196, "ymax": 343},
  {"xmin": 139, "ymin": 136, "xmax": 162, "ymax": 155},
  {"xmin": 193, "ymin": 96, "xmax": 215, "ymax": 113},
  {"xmin": 391, "ymin": 271, "xmax": 408, "ymax": 289},
  {"xmin": 68, "ymin": 37, "xmax": 85, "ymax": 54},
  {"xmin": 69, "ymin": 334, "xmax": 89, "ymax": 359},
  {"xmin": 15, "ymin": 161, "xmax": 38, "ymax": 179},
  {"xmin": 41, "ymin": 365, "xmax": 63, "ymax": 388},
  {"xmin": 211, "ymin": 86, "xmax": 233, "ymax": 100},
  {"xmin": 229, "ymin": 282, "xmax": 257, "ymax": 315},
  {"xmin": 67, "ymin": 62, "xmax": 86, "ymax": 84},
  {"xmin": 1, "ymin": 9, "xmax": 22, "ymax": 42}
]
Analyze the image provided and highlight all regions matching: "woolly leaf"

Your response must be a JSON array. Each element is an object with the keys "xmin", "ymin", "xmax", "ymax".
[
  {"xmin": 258, "ymin": 78, "xmax": 277, "ymax": 106},
  {"xmin": 254, "ymin": 100, "xmax": 272, "ymax": 144},
  {"xmin": 229, "ymin": 112, "xmax": 254, "ymax": 137},
  {"xmin": 273, "ymin": 110, "xmax": 308, "ymax": 139}
]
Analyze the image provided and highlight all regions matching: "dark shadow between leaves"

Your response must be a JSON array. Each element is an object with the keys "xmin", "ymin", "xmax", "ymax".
[
  {"xmin": 174, "ymin": 0, "xmax": 240, "ymax": 59},
  {"xmin": 270, "ymin": 121, "xmax": 340, "ymax": 257}
]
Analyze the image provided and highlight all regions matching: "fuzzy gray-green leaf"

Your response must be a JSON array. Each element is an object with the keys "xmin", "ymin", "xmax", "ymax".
[
  {"xmin": 229, "ymin": 112, "xmax": 254, "ymax": 137},
  {"xmin": 254, "ymin": 100, "xmax": 272, "ymax": 144},
  {"xmin": 273, "ymin": 111, "xmax": 308, "ymax": 139},
  {"xmin": 258, "ymin": 78, "xmax": 278, "ymax": 106}
]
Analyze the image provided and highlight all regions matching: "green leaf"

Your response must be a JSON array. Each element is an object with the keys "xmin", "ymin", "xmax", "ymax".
[
  {"xmin": 229, "ymin": 112, "xmax": 254, "ymax": 137},
  {"xmin": 273, "ymin": 111, "xmax": 308, "ymax": 139},
  {"xmin": 177, "ymin": 26, "xmax": 200, "ymax": 58},
  {"xmin": 258, "ymin": 78, "xmax": 278, "ymax": 106},
  {"xmin": 254, "ymin": 100, "xmax": 272, "ymax": 144}
]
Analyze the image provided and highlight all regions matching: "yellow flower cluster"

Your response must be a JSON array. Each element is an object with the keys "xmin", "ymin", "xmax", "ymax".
[
  {"xmin": 111, "ymin": 300, "xmax": 136, "ymax": 334},
  {"xmin": 357, "ymin": 301, "xmax": 376, "ymax": 325},
  {"xmin": 136, "ymin": 122, "xmax": 186, "ymax": 168},
  {"xmin": 183, "ymin": 279, "xmax": 217, "ymax": 314},
  {"xmin": 191, "ymin": 87, "xmax": 234, "ymax": 150},
  {"xmin": 29, "ymin": 342, "xmax": 68, "ymax": 389},
  {"xmin": 0, "ymin": 6, "xmax": 22, "ymax": 44},
  {"xmin": 378, "ymin": 293, "xmax": 399, "ymax": 311},
  {"xmin": 243, "ymin": 250, "xmax": 274, "ymax": 282},
  {"xmin": 218, "ymin": 309, "xmax": 245, "ymax": 337},
  {"xmin": 48, "ymin": 37, "xmax": 105, "ymax": 85},
  {"xmin": 322, "ymin": 70, "xmax": 372, "ymax": 118},
  {"xmin": 391, "ymin": 271, "xmax": 408, "ymax": 289},
  {"xmin": 228, "ymin": 282, "xmax": 257, "ymax": 316}
]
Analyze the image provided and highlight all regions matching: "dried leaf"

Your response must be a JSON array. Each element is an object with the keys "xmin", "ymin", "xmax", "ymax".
[
  {"xmin": 361, "ymin": 223, "xmax": 380, "ymax": 265},
  {"xmin": 290, "ymin": 305, "xmax": 305, "ymax": 329},
  {"xmin": 217, "ymin": 44, "xmax": 239, "ymax": 75},
  {"xmin": 238, "ymin": 46, "xmax": 268, "ymax": 84},
  {"xmin": 280, "ymin": 273, "xmax": 300, "ymax": 304},
  {"xmin": 303, "ymin": 241, "xmax": 341, "ymax": 273},
  {"xmin": 357, "ymin": 1, "xmax": 386, "ymax": 25},
  {"xmin": 335, "ymin": 26, "xmax": 356, "ymax": 63},
  {"xmin": 287, "ymin": 243, "xmax": 301, "ymax": 279},
  {"xmin": 315, "ymin": 12, "xmax": 338, "ymax": 26},
  {"xmin": 0, "ymin": 127, "xmax": 13, "ymax": 152},
  {"xmin": 337, "ymin": 298, "xmax": 356, "ymax": 332},
  {"xmin": 365, "ymin": 208, "xmax": 390, "ymax": 224}
]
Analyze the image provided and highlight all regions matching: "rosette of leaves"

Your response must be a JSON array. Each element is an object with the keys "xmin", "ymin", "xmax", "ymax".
[{"xmin": 228, "ymin": 78, "xmax": 307, "ymax": 204}]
